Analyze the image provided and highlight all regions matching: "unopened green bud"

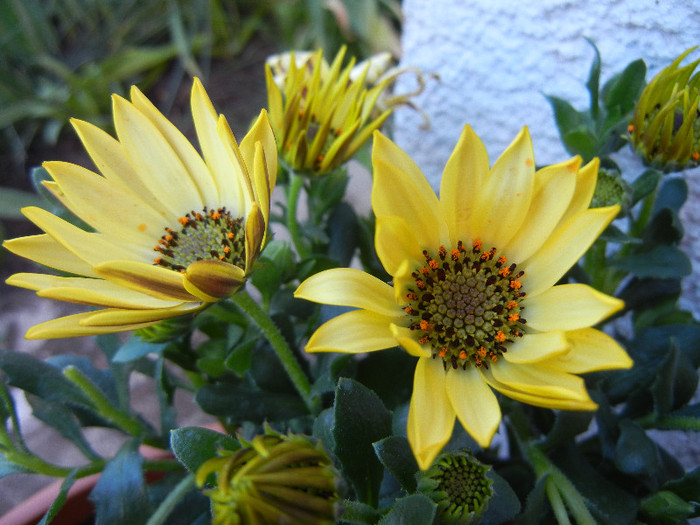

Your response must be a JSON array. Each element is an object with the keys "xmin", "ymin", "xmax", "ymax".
[
  {"xmin": 417, "ymin": 449, "xmax": 494, "ymax": 524},
  {"xmin": 628, "ymin": 47, "xmax": 700, "ymax": 173},
  {"xmin": 196, "ymin": 429, "xmax": 339, "ymax": 525},
  {"xmin": 592, "ymin": 168, "xmax": 629, "ymax": 210}
]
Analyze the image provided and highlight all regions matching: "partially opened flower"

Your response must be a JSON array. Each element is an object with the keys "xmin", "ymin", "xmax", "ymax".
[
  {"xmin": 265, "ymin": 46, "xmax": 393, "ymax": 175},
  {"xmin": 4, "ymin": 79, "xmax": 277, "ymax": 339},
  {"xmin": 295, "ymin": 127, "xmax": 633, "ymax": 469},
  {"xmin": 628, "ymin": 46, "xmax": 700, "ymax": 172}
]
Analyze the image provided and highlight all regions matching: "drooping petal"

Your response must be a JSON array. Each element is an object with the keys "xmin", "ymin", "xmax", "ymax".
[
  {"xmin": 305, "ymin": 309, "xmax": 398, "ymax": 353},
  {"xmin": 94, "ymin": 260, "xmax": 198, "ymax": 302},
  {"xmin": 468, "ymin": 127, "xmax": 535, "ymax": 248},
  {"xmin": 374, "ymin": 216, "xmax": 423, "ymax": 278},
  {"xmin": 549, "ymin": 328, "xmax": 633, "ymax": 373},
  {"xmin": 439, "ymin": 124, "xmax": 489, "ymax": 244},
  {"xmin": 520, "ymin": 206, "xmax": 620, "ymax": 297},
  {"xmin": 445, "ymin": 367, "xmax": 501, "ymax": 448},
  {"xmin": 184, "ymin": 260, "xmax": 246, "ymax": 301},
  {"xmin": 502, "ymin": 331, "xmax": 569, "ymax": 364},
  {"xmin": 295, "ymin": 268, "xmax": 400, "ymax": 318},
  {"xmin": 3, "ymin": 234, "xmax": 96, "ymax": 277},
  {"xmin": 523, "ymin": 283, "xmax": 623, "ymax": 332},
  {"xmin": 25, "ymin": 312, "xmax": 158, "ymax": 339},
  {"xmin": 390, "ymin": 324, "xmax": 432, "ymax": 358},
  {"xmin": 407, "ymin": 358, "xmax": 456, "ymax": 470},
  {"xmin": 112, "ymin": 95, "xmax": 203, "ymax": 216},
  {"xmin": 502, "ymin": 157, "xmax": 579, "ymax": 263}
]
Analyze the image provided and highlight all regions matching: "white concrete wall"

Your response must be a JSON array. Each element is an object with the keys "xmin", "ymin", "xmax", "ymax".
[{"xmin": 393, "ymin": 0, "xmax": 700, "ymax": 313}]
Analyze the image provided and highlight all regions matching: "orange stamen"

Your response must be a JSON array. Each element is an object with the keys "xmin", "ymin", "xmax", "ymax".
[
  {"xmin": 506, "ymin": 300, "xmax": 518, "ymax": 310},
  {"xmin": 439, "ymin": 347, "xmax": 448, "ymax": 358},
  {"xmin": 459, "ymin": 350, "xmax": 468, "ymax": 360},
  {"xmin": 495, "ymin": 331, "xmax": 506, "ymax": 342},
  {"xmin": 508, "ymin": 313, "xmax": 520, "ymax": 322},
  {"xmin": 510, "ymin": 279, "xmax": 522, "ymax": 290}
]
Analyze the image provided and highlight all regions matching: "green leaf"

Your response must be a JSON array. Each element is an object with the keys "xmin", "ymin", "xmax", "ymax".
[
  {"xmin": 0, "ymin": 456, "xmax": 32, "ymax": 478},
  {"xmin": 584, "ymin": 38, "xmax": 601, "ymax": 120},
  {"xmin": 614, "ymin": 419, "xmax": 660, "ymax": 476},
  {"xmin": 481, "ymin": 469, "xmax": 522, "ymax": 525},
  {"xmin": 653, "ymin": 176, "xmax": 688, "ymax": 215},
  {"xmin": 655, "ymin": 403, "xmax": 700, "ymax": 431},
  {"xmin": 514, "ymin": 475, "xmax": 549, "ymax": 525},
  {"xmin": 89, "ymin": 440, "xmax": 150, "ymax": 524},
  {"xmin": 195, "ymin": 384, "xmax": 307, "ymax": 423},
  {"xmin": 640, "ymin": 490, "xmax": 695, "ymax": 525},
  {"xmin": 562, "ymin": 129, "xmax": 597, "ymax": 160},
  {"xmin": 612, "ymin": 245, "xmax": 691, "ymax": 279},
  {"xmin": 170, "ymin": 426, "xmax": 240, "ymax": 473},
  {"xmin": 223, "ymin": 338, "xmax": 256, "ymax": 376},
  {"xmin": 112, "ymin": 339, "xmax": 168, "ymax": 363},
  {"xmin": 333, "ymin": 378, "xmax": 392, "ymax": 506},
  {"xmin": 652, "ymin": 342, "xmax": 698, "ymax": 417},
  {"xmin": 378, "ymin": 494, "xmax": 436, "ymax": 525},
  {"xmin": 337, "ymin": 499, "xmax": 382, "ymax": 524},
  {"xmin": 37, "ymin": 470, "xmax": 77, "ymax": 525},
  {"xmin": 373, "ymin": 436, "xmax": 418, "ymax": 492},
  {"xmin": 0, "ymin": 187, "xmax": 44, "ymax": 218},
  {"xmin": 629, "ymin": 169, "xmax": 661, "ymax": 206},
  {"xmin": 663, "ymin": 467, "xmax": 700, "ymax": 502},
  {"xmin": 603, "ymin": 59, "xmax": 647, "ymax": 116}
]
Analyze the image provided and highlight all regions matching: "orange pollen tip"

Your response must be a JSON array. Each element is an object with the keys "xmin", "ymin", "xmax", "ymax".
[
  {"xmin": 195, "ymin": 213, "xmax": 203, "ymax": 221},
  {"xmin": 439, "ymin": 347, "xmax": 448, "ymax": 358},
  {"xmin": 154, "ymin": 257, "xmax": 162, "ymax": 264},
  {"xmin": 335, "ymin": 128, "xmax": 342, "ymax": 136},
  {"xmin": 219, "ymin": 255, "xmax": 225, "ymax": 261},
  {"xmin": 451, "ymin": 248, "xmax": 460, "ymax": 260},
  {"xmin": 693, "ymin": 152, "xmax": 700, "ymax": 161},
  {"xmin": 429, "ymin": 260, "xmax": 438, "ymax": 270},
  {"xmin": 419, "ymin": 320, "xmax": 434, "ymax": 331},
  {"xmin": 509, "ymin": 313, "xmax": 520, "ymax": 322},
  {"xmin": 404, "ymin": 306, "xmax": 413, "ymax": 314},
  {"xmin": 178, "ymin": 216, "xmax": 189, "ymax": 226},
  {"xmin": 223, "ymin": 247, "xmax": 231, "ymax": 255},
  {"xmin": 316, "ymin": 155, "xmax": 324, "ymax": 163},
  {"xmin": 627, "ymin": 124, "xmax": 634, "ymax": 132},
  {"xmin": 473, "ymin": 239, "xmax": 482, "ymax": 250},
  {"xmin": 419, "ymin": 335, "xmax": 429, "ymax": 344},
  {"xmin": 416, "ymin": 280, "xmax": 425, "ymax": 289},
  {"xmin": 497, "ymin": 255, "xmax": 507, "ymax": 265},
  {"xmin": 491, "ymin": 354, "xmax": 498, "ymax": 362},
  {"xmin": 227, "ymin": 233, "xmax": 235, "ymax": 240},
  {"xmin": 495, "ymin": 331, "xmax": 506, "ymax": 342},
  {"xmin": 211, "ymin": 212, "xmax": 221, "ymax": 220},
  {"xmin": 510, "ymin": 280, "xmax": 522, "ymax": 290},
  {"xmin": 499, "ymin": 267, "xmax": 511, "ymax": 277},
  {"xmin": 478, "ymin": 347, "xmax": 487, "ymax": 357},
  {"xmin": 421, "ymin": 267, "xmax": 430, "ymax": 276},
  {"xmin": 459, "ymin": 350, "xmax": 468, "ymax": 360},
  {"xmin": 507, "ymin": 300, "xmax": 518, "ymax": 310},
  {"xmin": 481, "ymin": 252, "xmax": 490, "ymax": 260},
  {"xmin": 439, "ymin": 246, "xmax": 447, "ymax": 258}
]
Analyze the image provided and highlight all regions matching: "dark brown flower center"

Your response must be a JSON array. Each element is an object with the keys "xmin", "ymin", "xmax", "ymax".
[
  {"xmin": 153, "ymin": 207, "xmax": 245, "ymax": 272},
  {"xmin": 405, "ymin": 239, "xmax": 526, "ymax": 369}
]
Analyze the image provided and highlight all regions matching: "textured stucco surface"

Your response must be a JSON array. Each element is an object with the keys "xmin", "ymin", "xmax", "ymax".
[{"xmin": 393, "ymin": 0, "xmax": 700, "ymax": 312}]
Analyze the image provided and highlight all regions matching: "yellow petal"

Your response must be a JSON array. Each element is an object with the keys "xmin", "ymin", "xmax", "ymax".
[
  {"xmin": 502, "ymin": 332, "xmax": 569, "ymax": 364},
  {"xmin": 94, "ymin": 260, "xmax": 197, "ymax": 302},
  {"xmin": 521, "ymin": 206, "xmax": 619, "ymax": 297},
  {"xmin": 240, "ymin": 109, "xmax": 278, "ymax": 190},
  {"xmin": 217, "ymin": 114, "xmax": 255, "ymax": 212},
  {"xmin": 183, "ymin": 260, "xmax": 246, "ymax": 301},
  {"xmin": 80, "ymin": 303, "xmax": 202, "ymax": 327},
  {"xmin": 25, "ymin": 312, "xmax": 158, "ymax": 339},
  {"xmin": 550, "ymin": 328, "xmax": 633, "ymax": 373},
  {"xmin": 374, "ymin": 216, "xmax": 422, "ymax": 279},
  {"xmin": 389, "ymin": 324, "xmax": 432, "ymax": 358},
  {"xmin": 523, "ymin": 283, "xmax": 623, "ymax": 332},
  {"xmin": 469, "ymin": 127, "xmax": 535, "ymax": 248},
  {"xmin": 439, "ymin": 124, "xmax": 489, "ymax": 244},
  {"xmin": 44, "ymin": 161, "xmax": 167, "ymax": 248},
  {"xmin": 3, "ymin": 234, "xmax": 96, "ymax": 277},
  {"xmin": 502, "ymin": 157, "xmax": 579, "ymax": 263},
  {"xmin": 295, "ymin": 268, "xmax": 400, "ymax": 318},
  {"xmin": 480, "ymin": 367, "xmax": 598, "ymax": 411},
  {"xmin": 305, "ymin": 309, "xmax": 398, "ymax": 353},
  {"xmin": 490, "ymin": 359, "xmax": 594, "ymax": 403},
  {"xmin": 129, "ymin": 84, "xmax": 219, "ymax": 207},
  {"xmin": 112, "ymin": 95, "xmax": 203, "ymax": 216},
  {"xmin": 557, "ymin": 157, "xmax": 599, "ymax": 228},
  {"xmin": 244, "ymin": 203, "xmax": 266, "ymax": 271},
  {"xmin": 445, "ymin": 367, "xmax": 501, "ymax": 448},
  {"xmin": 191, "ymin": 78, "xmax": 244, "ymax": 213},
  {"xmin": 407, "ymin": 357, "xmax": 455, "ymax": 470}
]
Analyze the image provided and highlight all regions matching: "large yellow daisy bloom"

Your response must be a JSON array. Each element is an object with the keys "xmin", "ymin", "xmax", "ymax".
[
  {"xmin": 295, "ymin": 126, "xmax": 633, "ymax": 470},
  {"xmin": 4, "ymin": 79, "xmax": 277, "ymax": 339}
]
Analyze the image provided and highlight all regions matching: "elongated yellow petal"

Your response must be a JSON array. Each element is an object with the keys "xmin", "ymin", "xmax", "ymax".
[
  {"xmin": 502, "ymin": 332, "xmax": 569, "ymax": 364},
  {"xmin": 295, "ymin": 268, "xmax": 400, "ymax": 318},
  {"xmin": 502, "ymin": 157, "xmax": 579, "ymax": 263},
  {"xmin": 446, "ymin": 367, "xmax": 501, "ymax": 448},
  {"xmin": 408, "ymin": 358, "xmax": 455, "ymax": 470},
  {"xmin": 244, "ymin": 203, "xmax": 266, "ymax": 272},
  {"xmin": 94, "ymin": 260, "xmax": 197, "ymax": 302},
  {"xmin": 524, "ymin": 283, "xmax": 623, "ymax": 332},
  {"xmin": 80, "ymin": 303, "xmax": 202, "ymax": 327},
  {"xmin": 3, "ymin": 234, "xmax": 96, "ymax": 277},
  {"xmin": 240, "ymin": 109, "xmax": 278, "ymax": 192},
  {"xmin": 556, "ymin": 157, "xmax": 599, "ymax": 228},
  {"xmin": 481, "ymin": 367, "xmax": 598, "ymax": 411},
  {"xmin": 389, "ymin": 324, "xmax": 431, "ymax": 357},
  {"xmin": 439, "ymin": 124, "xmax": 489, "ymax": 244},
  {"xmin": 130, "ymin": 84, "xmax": 219, "ymax": 207},
  {"xmin": 490, "ymin": 359, "xmax": 594, "ymax": 403},
  {"xmin": 305, "ymin": 309, "xmax": 398, "ymax": 353},
  {"xmin": 112, "ymin": 95, "xmax": 203, "ymax": 216},
  {"xmin": 184, "ymin": 260, "xmax": 245, "ymax": 301},
  {"xmin": 25, "ymin": 312, "xmax": 158, "ymax": 339},
  {"xmin": 44, "ymin": 161, "xmax": 167, "ymax": 248},
  {"xmin": 468, "ymin": 127, "xmax": 535, "ymax": 248},
  {"xmin": 191, "ymin": 78, "xmax": 244, "ymax": 214},
  {"xmin": 374, "ymin": 216, "xmax": 423, "ymax": 279},
  {"xmin": 521, "ymin": 206, "xmax": 619, "ymax": 296},
  {"xmin": 550, "ymin": 328, "xmax": 633, "ymax": 373}
]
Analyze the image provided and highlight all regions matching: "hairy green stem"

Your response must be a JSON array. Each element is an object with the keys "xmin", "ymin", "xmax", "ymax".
[
  {"xmin": 287, "ymin": 171, "xmax": 310, "ymax": 259},
  {"xmin": 63, "ymin": 366, "xmax": 144, "ymax": 437},
  {"xmin": 146, "ymin": 473, "xmax": 196, "ymax": 525},
  {"xmin": 231, "ymin": 290, "xmax": 316, "ymax": 414}
]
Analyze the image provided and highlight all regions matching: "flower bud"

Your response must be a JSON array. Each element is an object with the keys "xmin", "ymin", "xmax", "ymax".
[
  {"xmin": 196, "ymin": 430, "xmax": 339, "ymax": 525},
  {"xmin": 591, "ymin": 167, "xmax": 630, "ymax": 210}
]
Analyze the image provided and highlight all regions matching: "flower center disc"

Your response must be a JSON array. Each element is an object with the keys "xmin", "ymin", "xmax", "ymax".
[
  {"xmin": 153, "ymin": 207, "xmax": 245, "ymax": 272},
  {"xmin": 405, "ymin": 240, "xmax": 526, "ymax": 369}
]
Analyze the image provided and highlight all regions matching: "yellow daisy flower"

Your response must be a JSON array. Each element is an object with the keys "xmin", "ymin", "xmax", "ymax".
[
  {"xmin": 295, "ymin": 126, "xmax": 633, "ymax": 470},
  {"xmin": 265, "ymin": 46, "xmax": 393, "ymax": 175},
  {"xmin": 3, "ymin": 78, "xmax": 277, "ymax": 339}
]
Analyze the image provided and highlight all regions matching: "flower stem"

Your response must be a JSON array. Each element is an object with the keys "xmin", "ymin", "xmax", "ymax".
[
  {"xmin": 145, "ymin": 473, "xmax": 196, "ymax": 525},
  {"xmin": 231, "ymin": 290, "xmax": 316, "ymax": 414},
  {"xmin": 287, "ymin": 171, "xmax": 310, "ymax": 259}
]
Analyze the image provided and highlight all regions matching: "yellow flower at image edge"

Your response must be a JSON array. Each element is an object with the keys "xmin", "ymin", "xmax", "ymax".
[
  {"xmin": 295, "ymin": 126, "xmax": 633, "ymax": 470},
  {"xmin": 3, "ymin": 79, "xmax": 277, "ymax": 339}
]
